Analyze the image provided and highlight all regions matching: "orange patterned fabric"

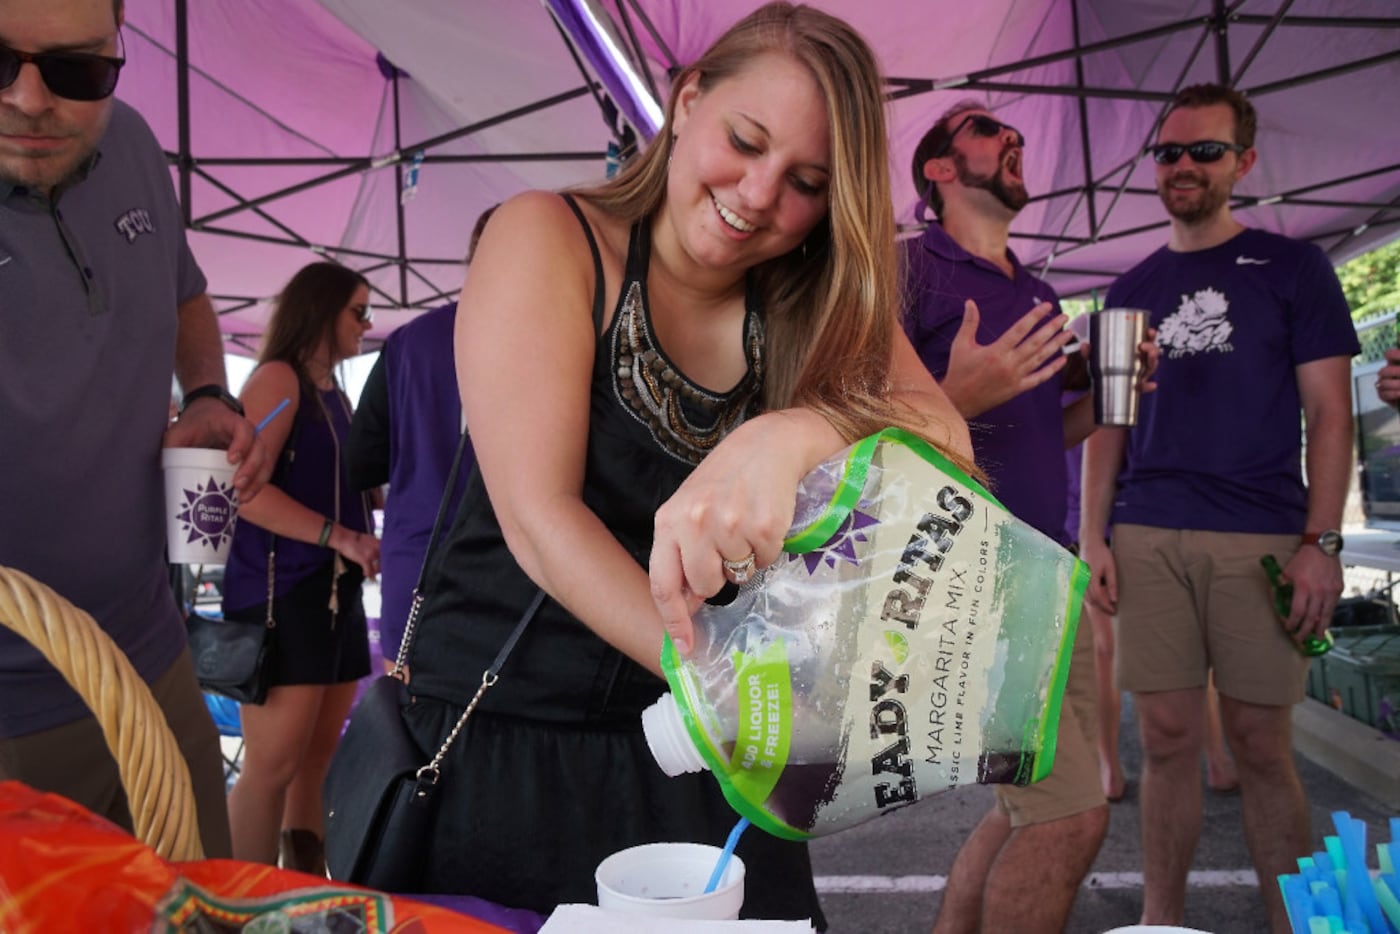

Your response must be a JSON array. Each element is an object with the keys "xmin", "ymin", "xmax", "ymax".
[{"xmin": 0, "ymin": 781, "xmax": 509, "ymax": 933}]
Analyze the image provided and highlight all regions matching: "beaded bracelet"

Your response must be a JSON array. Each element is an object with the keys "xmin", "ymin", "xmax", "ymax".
[{"xmin": 317, "ymin": 519, "xmax": 334, "ymax": 548}]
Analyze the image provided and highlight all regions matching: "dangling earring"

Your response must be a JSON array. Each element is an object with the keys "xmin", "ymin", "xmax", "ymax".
[
  {"xmin": 801, "ymin": 240, "xmax": 809, "ymax": 262},
  {"xmin": 668, "ymin": 134, "xmax": 677, "ymax": 169}
]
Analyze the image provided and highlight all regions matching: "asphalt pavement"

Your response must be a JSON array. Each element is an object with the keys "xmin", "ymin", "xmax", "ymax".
[{"xmin": 807, "ymin": 695, "xmax": 1399, "ymax": 934}]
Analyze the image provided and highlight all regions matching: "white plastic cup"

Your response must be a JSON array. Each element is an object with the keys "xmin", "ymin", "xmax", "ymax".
[
  {"xmin": 1067, "ymin": 311, "xmax": 1092, "ymax": 344},
  {"xmin": 1061, "ymin": 312, "xmax": 1092, "ymax": 361},
  {"xmin": 595, "ymin": 842, "xmax": 745, "ymax": 921},
  {"xmin": 161, "ymin": 447, "xmax": 239, "ymax": 565}
]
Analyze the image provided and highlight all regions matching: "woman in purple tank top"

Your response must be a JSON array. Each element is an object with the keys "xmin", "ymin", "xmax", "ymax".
[{"xmin": 221, "ymin": 262, "xmax": 380, "ymax": 872}]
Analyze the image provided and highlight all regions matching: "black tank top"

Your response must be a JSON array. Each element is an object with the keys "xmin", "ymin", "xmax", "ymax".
[{"xmin": 408, "ymin": 195, "xmax": 764, "ymax": 722}]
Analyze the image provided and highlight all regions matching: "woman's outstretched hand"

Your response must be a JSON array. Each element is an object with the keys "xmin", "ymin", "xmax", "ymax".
[{"xmin": 649, "ymin": 411, "xmax": 840, "ymax": 655}]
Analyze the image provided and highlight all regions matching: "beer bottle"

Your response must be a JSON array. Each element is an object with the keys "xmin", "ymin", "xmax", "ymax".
[{"xmin": 1260, "ymin": 554, "xmax": 1334, "ymax": 657}]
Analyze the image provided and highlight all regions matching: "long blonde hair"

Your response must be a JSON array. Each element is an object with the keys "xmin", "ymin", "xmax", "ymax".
[{"xmin": 578, "ymin": 3, "xmax": 963, "ymax": 464}]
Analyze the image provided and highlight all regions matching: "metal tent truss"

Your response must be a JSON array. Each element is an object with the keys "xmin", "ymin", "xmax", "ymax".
[
  {"xmin": 135, "ymin": 0, "xmax": 1400, "ymax": 346},
  {"xmin": 888, "ymin": 2, "xmax": 1400, "ymax": 294}
]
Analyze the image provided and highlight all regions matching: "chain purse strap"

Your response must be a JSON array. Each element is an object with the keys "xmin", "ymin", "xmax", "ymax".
[
  {"xmin": 391, "ymin": 429, "xmax": 547, "ymax": 781},
  {"xmin": 264, "ymin": 547, "xmax": 277, "ymax": 631},
  {"xmin": 392, "ymin": 428, "xmax": 472, "ymax": 676},
  {"xmin": 416, "ymin": 589, "xmax": 546, "ymax": 785},
  {"xmin": 392, "ymin": 428, "xmax": 467, "ymax": 674}
]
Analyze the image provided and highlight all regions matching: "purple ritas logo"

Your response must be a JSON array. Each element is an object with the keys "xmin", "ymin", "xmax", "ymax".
[
  {"xmin": 803, "ymin": 508, "xmax": 879, "ymax": 573},
  {"xmin": 175, "ymin": 475, "xmax": 238, "ymax": 549}
]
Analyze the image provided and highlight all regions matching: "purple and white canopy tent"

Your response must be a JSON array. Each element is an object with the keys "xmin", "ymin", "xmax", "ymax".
[{"xmin": 119, "ymin": 0, "xmax": 1400, "ymax": 354}]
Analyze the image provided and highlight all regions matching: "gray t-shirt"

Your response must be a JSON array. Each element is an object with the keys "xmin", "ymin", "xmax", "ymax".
[{"xmin": 0, "ymin": 99, "xmax": 208, "ymax": 737}]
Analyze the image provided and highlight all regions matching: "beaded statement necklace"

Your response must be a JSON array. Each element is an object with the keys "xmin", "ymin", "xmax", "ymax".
[{"xmin": 611, "ymin": 277, "xmax": 765, "ymax": 465}]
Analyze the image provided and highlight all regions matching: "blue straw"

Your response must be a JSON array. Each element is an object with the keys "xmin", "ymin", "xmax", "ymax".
[
  {"xmin": 704, "ymin": 816, "xmax": 750, "ymax": 894},
  {"xmin": 1376, "ymin": 877, "xmax": 1400, "ymax": 931},
  {"xmin": 1335, "ymin": 811, "xmax": 1388, "ymax": 934},
  {"xmin": 1278, "ymin": 815, "xmax": 1400, "ymax": 934},
  {"xmin": 1282, "ymin": 874, "xmax": 1311, "ymax": 934},
  {"xmin": 254, "ymin": 398, "xmax": 291, "ymax": 434}
]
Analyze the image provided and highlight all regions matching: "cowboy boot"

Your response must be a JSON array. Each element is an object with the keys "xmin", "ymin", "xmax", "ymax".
[{"xmin": 279, "ymin": 828, "xmax": 327, "ymax": 877}]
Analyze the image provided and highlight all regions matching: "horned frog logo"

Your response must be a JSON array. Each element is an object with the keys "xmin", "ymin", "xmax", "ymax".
[{"xmin": 1157, "ymin": 286, "xmax": 1233, "ymax": 358}]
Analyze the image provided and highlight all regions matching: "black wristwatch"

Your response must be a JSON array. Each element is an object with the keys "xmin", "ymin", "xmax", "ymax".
[
  {"xmin": 180, "ymin": 384, "xmax": 245, "ymax": 418},
  {"xmin": 1302, "ymin": 529, "xmax": 1344, "ymax": 557}
]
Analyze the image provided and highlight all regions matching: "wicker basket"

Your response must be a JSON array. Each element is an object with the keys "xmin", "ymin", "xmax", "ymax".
[{"xmin": 0, "ymin": 564, "xmax": 203, "ymax": 861}]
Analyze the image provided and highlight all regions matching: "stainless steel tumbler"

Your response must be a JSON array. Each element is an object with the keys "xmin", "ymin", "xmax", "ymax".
[{"xmin": 1088, "ymin": 309, "xmax": 1149, "ymax": 427}]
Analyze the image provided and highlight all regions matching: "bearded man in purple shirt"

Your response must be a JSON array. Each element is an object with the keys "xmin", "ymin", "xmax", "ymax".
[
  {"xmin": 1080, "ymin": 85, "xmax": 1358, "ymax": 933},
  {"xmin": 905, "ymin": 101, "xmax": 1155, "ymax": 933}
]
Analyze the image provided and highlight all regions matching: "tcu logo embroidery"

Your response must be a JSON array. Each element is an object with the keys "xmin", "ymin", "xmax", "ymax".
[{"xmin": 114, "ymin": 207, "xmax": 154, "ymax": 243}]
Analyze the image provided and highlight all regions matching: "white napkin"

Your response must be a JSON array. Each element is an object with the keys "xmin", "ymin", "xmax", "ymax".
[{"xmin": 538, "ymin": 904, "xmax": 815, "ymax": 932}]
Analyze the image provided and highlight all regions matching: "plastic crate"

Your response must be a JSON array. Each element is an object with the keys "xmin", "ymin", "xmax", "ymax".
[
  {"xmin": 1308, "ymin": 624, "xmax": 1397, "ymax": 708},
  {"xmin": 1305, "ymin": 654, "xmax": 1330, "ymax": 705},
  {"xmin": 1322, "ymin": 628, "xmax": 1400, "ymax": 737},
  {"xmin": 1331, "ymin": 624, "xmax": 1400, "ymax": 648},
  {"xmin": 1331, "ymin": 595, "xmax": 1393, "ymax": 629}
]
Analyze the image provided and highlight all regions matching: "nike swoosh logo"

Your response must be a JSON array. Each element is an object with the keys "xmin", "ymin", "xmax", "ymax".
[
  {"xmin": 1235, "ymin": 256, "xmax": 1269, "ymax": 265},
  {"xmin": 0, "ymin": 256, "xmax": 12, "ymax": 266}
]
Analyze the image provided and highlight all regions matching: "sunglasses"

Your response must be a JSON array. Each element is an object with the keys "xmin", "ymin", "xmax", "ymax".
[
  {"xmin": 1146, "ymin": 140, "xmax": 1245, "ymax": 165},
  {"xmin": 0, "ymin": 38, "xmax": 124, "ymax": 102},
  {"xmin": 349, "ymin": 303, "xmax": 373, "ymax": 324},
  {"xmin": 933, "ymin": 113, "xmax": 1025, "ymax": 159}
]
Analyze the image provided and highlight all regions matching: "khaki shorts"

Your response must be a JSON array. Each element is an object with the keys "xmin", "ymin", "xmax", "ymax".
[
  {"xmin": 1112, "ymin": 524, "xmax": 1309, "ymax": 707},
  {"xmin": 994, "ymin": 614, "xmax": 1105, "ymax": 827}
]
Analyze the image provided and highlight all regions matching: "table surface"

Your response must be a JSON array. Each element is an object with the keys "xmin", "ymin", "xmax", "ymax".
[{"xmin": 1340, "ymin": 528, "xmax": 1400, "ymax": 573}]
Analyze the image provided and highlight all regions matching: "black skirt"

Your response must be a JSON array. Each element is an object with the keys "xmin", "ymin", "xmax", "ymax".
[
  {"xmin": 225, "ymin": 559, "xmax": 370, "ymax": 688},
  {"xmin": 402, "ymin": 699, "xmax": 827, "ymax": 929}
]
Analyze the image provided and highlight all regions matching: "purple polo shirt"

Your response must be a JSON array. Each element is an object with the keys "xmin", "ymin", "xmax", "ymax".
[
  {"xmin": 345, "ymin": 304, "xmax": 471, "ymax": 661},
  {"xmin": 903, "ymin": 223, "xmax": 1069, "ymax": 544},
  {"xmin": 0, "ymin": 101, "xmax": 206, "ymax": 736}
]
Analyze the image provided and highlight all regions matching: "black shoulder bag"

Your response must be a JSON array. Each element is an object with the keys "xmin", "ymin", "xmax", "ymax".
[
  {"xmin": 185, "ymin": 576, "xmax": 274, "ymax": 704},
  {"xmin": 323, "ymin": 432, "xmax": 545, "ymax": 892},
  {"xmin": 185, "ymin": 417, "xmax": 303, "ymax": 705}
]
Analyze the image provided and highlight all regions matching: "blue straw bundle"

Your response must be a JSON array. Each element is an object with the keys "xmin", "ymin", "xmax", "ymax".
[{"xmin": 1278, "ymin": 811, "xmax": 1400, "ymax": 933}]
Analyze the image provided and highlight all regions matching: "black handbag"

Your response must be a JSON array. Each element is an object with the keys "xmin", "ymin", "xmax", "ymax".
[
  {"xmin": 186, "ymin": 515, "xmax": 284, "ymax": 705},
  {"xmin": 324, "ymin": 589, "xmax": 545, "ymax": 891},
  {"xmin": 324, "ymin": 431, "xmax": 545, "ymax": 892},
  {"xmin": 187, "ymin": 610, "xmax": 272, "ymax": 705},
  {"xmin": 182, "ymin": 417, "xmax": 303, "ymax": 705}
]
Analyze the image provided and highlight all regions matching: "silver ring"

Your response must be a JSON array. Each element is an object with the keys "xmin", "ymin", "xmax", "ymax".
[{"xmin": 722, "ymin": 552, "xmax": 757, "ymax": 585}]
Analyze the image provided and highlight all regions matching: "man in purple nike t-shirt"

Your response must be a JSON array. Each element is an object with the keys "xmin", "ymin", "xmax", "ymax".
[
  {"xmin": 1080, "ymin": 85, "xmax": 1358, "ymax": 933},
  {"xmin": 905, "ymin": 101, "xmax": 1156, "ymax": 934}
]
